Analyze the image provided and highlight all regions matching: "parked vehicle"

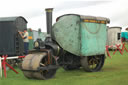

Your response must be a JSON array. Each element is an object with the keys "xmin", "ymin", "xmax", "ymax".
[{"xmin": 21, "ymin": 8, "xmax": 110, "ymax": 80}]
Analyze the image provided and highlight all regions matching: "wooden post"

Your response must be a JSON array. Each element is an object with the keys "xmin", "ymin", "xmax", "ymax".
[{"xmin": 0, "ymin": 57, "xmax": 1, "ymax": 78}]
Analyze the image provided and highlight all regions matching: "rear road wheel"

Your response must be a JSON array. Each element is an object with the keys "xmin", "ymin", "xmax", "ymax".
[{"xmin": 81, "ymin": 55, "xmax": 105, "ymax": 72}]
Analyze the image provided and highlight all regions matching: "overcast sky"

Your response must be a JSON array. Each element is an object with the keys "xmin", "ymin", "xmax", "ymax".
[{"xmin": 0, "ymin": 0, "xmax": 127, "ymax": 31}]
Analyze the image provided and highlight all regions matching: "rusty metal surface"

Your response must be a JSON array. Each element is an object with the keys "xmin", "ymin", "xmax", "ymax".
[
  {"xmin": 31, "ymin": 53, "xmax": 46, "ymax": 70},
  {"xmin": 22, "ymin": 53, "xmax": 46, "ymax": 70},
  {"xmin": 22, "ymin": 54, "xmax": 35, "ymax": 70},
  {"xmin": 22, "ymin": 52, "xmax": 57, "ymax": 80},
  {"xmin": 22, "ymin": 53, "xmax": 46, "ymax": 79},
  {"xmin": 32, "ymin": 72, "xmax": 45, "ymax": 79},
  {"xmin": 22, "ymin": 71, "xmax": 33, "ymax": 78}
]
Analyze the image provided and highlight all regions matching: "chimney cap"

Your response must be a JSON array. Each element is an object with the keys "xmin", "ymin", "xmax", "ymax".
[{"xmin": 45, "ymin": 8, "xmax": 53, "ymax": 12}]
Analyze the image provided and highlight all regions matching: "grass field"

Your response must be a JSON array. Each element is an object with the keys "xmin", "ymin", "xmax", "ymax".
[{"xmin": 0, "ymin": 49, "xmax": 128, "ymax": 85}]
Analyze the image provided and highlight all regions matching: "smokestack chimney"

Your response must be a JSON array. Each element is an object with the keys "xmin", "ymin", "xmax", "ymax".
[{"xmin": 45, "ymin": 8, "xmax": 53, "ymax": 36}]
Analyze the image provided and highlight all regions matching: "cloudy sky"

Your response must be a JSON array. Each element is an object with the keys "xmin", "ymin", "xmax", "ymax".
[{"xmin": 0, "ymin": 0, "xmax": 127, "ymax": 31}]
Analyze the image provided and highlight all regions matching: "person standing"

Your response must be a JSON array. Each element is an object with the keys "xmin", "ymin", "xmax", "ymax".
[{"xmin": 19, "ymin": 29, "xmax": 29, "ymax": 55}]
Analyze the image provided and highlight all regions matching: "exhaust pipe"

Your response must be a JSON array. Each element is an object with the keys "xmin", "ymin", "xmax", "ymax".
[{"xmin": 45, "ymin": 8, "xmax": 53, "ymax": 36}]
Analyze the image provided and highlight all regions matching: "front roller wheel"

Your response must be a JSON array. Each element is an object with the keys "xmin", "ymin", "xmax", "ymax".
[
  {"xmin": 81, "ymin": 55, "xmax": 105, "ymax": 72},
  {"xmin": 22, "ymin": 52, "xmax": 57, "ymax": 80}
]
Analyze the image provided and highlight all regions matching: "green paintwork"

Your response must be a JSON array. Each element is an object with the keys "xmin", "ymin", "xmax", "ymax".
[
  {"xmin": 81, "ymin": 22, "xmax": 107, "ymax": 56},
  {"xmin": 28, "ymin": 30, "xmax": 47, "ymax": 50},
  {"xmin": 53, "ymin": 15, "xmax": 108, "ymax": 56},
  {"xmin": 27, "ymin": 29, "xmax": 34, "ymax": 50},
  {"xmin": 38, "ymin": 31, "xmax": 47, "ymax": 41},
  {"xmin": 53, "ymin": 15, "xmax": 81, "ymax": 55}
]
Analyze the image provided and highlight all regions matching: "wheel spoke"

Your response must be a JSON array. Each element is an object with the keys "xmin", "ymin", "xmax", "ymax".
[{"xmin": 81, "ymin": 55, "xmax": 105, "ymax": 72}]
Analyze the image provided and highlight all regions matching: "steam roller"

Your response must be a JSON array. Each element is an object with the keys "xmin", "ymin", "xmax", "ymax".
[
  {"xmin": 22, "ymin": 51, "xmax": 57, "ymax": 80},
  {"xmin": 21, "ymin": 8, "xmax": 110, "ymax": 80}
]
